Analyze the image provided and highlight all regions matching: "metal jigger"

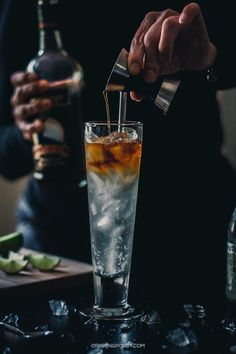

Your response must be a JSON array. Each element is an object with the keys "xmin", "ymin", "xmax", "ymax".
[{"xmin": 105, "ymin": 48, "xmax": 181, "ymax": 115}]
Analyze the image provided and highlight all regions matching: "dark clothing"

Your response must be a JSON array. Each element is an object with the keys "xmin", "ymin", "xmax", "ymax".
[{"xmin": 0, "ymin": 0, "xmax": 236, "ymax": 306}]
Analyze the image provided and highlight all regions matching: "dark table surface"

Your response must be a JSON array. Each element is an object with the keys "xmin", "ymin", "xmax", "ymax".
[{"xmin": 1, "ymin": 281, "xmax": 236, "ymax": 354}]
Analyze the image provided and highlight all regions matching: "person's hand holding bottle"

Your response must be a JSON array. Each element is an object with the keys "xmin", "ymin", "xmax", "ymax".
[{"xmin": 11, "ymin": 72, "xmax": 52, "ymax": 140}]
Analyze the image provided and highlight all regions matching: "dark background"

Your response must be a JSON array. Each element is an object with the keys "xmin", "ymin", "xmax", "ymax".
[{"xmin": 0, "ymin": 0, "xmax": 236, "ymax": 308}]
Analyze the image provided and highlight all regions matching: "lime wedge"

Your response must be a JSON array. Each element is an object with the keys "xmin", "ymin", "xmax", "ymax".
[
  {"xmin": 8, "ymin": 251, "xmax": 25, "ymax": 261},
  {"xmin": 0, "ymin": 232, "xmax": 23, "ymax": 256},
  {"xmin": 0, "ymin": 257, "xmax": 28, "ymax": 274},
  {"xmin": 28, "ymin": 254, "xmax": 61, "ymax": 271}
]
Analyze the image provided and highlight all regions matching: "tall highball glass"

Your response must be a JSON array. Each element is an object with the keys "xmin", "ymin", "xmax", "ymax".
[{"xmin": 84, "ymin": 121, "xmax": 143, "ymax": 319}]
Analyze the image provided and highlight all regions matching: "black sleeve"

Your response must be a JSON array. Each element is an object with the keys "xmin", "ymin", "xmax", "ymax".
[
  {"xmin": 0, "ymin": 125, "xmax": 34, "ymax": 180},
  {"xmin": 199, "ymin": 1, "xmax": 236, "ymax": 90},
  {"xmin": 211, "ymin": 33, "xmax": 236, "ymax": 90},
  {"xmin": 0, "ymin": 0, "xmax": 38, "ymax": 179}
]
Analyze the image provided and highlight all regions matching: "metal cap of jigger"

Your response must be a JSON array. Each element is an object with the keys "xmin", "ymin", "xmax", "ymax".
[{"xmin": 105, "ymin": 48, "xmax": 181, "ymax": 115}]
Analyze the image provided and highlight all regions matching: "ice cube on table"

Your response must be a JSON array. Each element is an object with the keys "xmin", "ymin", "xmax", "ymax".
[
  {"xmin": 2, "ymin": 314, "xmax": 19, "ymax": 328},
  {"xmin": 34, "ymin": 324, "xmax": 49, "ymax": 332},
  {"xmin": 183, "ymin": 304, "xmax": 206, "ymax": 319},
  {"xmin": 143, "ymin": 310, "xmax": 162, "ymax": 325},
  {"xmin": 49, "ymin": 300, "xmax": 69, "ymax": 316},
  {"xmin": 221, "ymin": 318, "xmax": 236, "ymax": 334},
  {"xmin": 195, "ymin": 305, "xmax": 206, "ymax": 319},
  {"xmin": 230, "ymin": 344, "xmax": 236, "ymax": 353},
  {"xmin": 87, "ymin": 347, "xmax": 105, "ymax": 354},
  {"xmin": 166, "ymin": 328, "xmax": 190, "ymax": 347}
]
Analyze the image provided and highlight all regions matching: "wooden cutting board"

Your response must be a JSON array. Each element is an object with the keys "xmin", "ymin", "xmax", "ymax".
[{"xmin": 0, "ymin": 248, "xmax": 93, "ymax": 302}]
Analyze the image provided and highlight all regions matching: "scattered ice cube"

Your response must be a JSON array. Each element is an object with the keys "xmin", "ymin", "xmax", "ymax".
[
  {"xmin": 230, "ymin": 344, "xmax": 236, "ymax": 353},
  {"xmin": 183, "ymin": 304, "xmax": 195, "ymax": 319},
  {"xmin": 186, "ymin": 329, "xmax": 198, "ymax": 350},
  {"xmin": 195, "ymin": 305, "xmax": 206, "ymax": 319},
  {"xmin": 183, "ymin": 304, "xmax": 206, "ymax": 319},
  {"xmin": 179, "ymin": 320, "xmax": 191, "ymax": 330},
  {"xmin": 87, "ymin": 347, "xmax": 104, "ymax": 354},
  {"xmin": 166, "ymin": 328, "xmax": 190, "ymax": 347},
  {"xmin": 144, "ymin": 310, "xmax": 162, "ymax": 325},
  {"xmin": 49, "ymin": 300, "xmax": 69, "ymax": 316},
  {"xmin": 34, "ymin": 324, "xmax": 49, "ymax": 332},
  {"xmin": 221, "ymin": 318, "xmax": 236, "ymax": 334},
  {"xmin": 2, "ymin": 314, "xmax": 19, "ymax": 328},
  {"xmin": 142, "ymin": 310, "xmax": 162, "ymax": 336}
]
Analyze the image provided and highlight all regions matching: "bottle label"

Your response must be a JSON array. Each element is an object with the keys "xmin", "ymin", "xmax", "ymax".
[
  {"xmin": 29, "ymin": 67, "xmax": 83, "ymax": 178},
  {"xmin": 33, "ymin": 118, "xmax": 70, "ymax": 170},
  {"xmin": 32, "ymin": 78, "xmax": 83, "ymax": 176},
  {"xmin": 227, "ymin": 242, "xmax": 236, "ymax": 289}
]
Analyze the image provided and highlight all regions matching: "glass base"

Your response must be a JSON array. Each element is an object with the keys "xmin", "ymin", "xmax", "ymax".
[{"xmin": 79, "ymin": 305, "xmax": 144, "ymax": 322}]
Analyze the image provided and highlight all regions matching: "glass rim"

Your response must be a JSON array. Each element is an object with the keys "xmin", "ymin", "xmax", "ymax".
[{"xmin": 85, "ymin": 121, "xmax": 143, "ymax": 127}]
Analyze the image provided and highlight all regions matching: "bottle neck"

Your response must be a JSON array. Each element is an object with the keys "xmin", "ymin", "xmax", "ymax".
[
  {"xmin": 37, "ymin": 1, "xmax": 63, "ymax": 53},
  {"xmin": 39, "ymin": 28, "xmax": 63, "ymax": 52}
]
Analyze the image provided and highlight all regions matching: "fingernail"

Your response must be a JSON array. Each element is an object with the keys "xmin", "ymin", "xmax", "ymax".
[
  {"xmin": 145, "ymin": 69, "xmax": 156, "ymax": 83},
  {"xmin": 130, "ymin": 91, "xmax": 144, "ymax": 102},
  {"xmin": 130, "ymin": 62, "xmax": 141, "ymax": 75}
]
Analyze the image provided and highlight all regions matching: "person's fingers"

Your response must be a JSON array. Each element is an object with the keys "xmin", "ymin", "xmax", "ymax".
[
  {"xmin": 11, "ymin": 80, "xmax": 49, "ymax": 106},
  {"xmin": 179, "ymin": 2, "xmax": 201, "ymax": 25},
  {"xmin": 129, "ymin": 12, "xmax": 158, "ymax": 76},
  {"xmin": 17, "ymin": 119, "xmax": 45, "ymax": 141},
  {"xmin": 13, "ymin": 98, "xmax": 52, "ymax": 121},
  {"xmin": 10, "ymin": 71, "xmax": 38, "ymax": 87},
  {"xmin": 130, "ymin": 91, "xmax": 145, "ymax": 102},
  {"xmin": 13, "ymin": 98, "xmax": 51, "ymax": 140},
  {"xmin": 143, "ymin": 9, "xmax": 178, "ymax": 82},
  {"xmin": 158, "ymin": 15, "xmax": 183, "ymax": 69},
  {"xmin": 129, "ymin": 33, "xmax": 145, "ymax": 76}
]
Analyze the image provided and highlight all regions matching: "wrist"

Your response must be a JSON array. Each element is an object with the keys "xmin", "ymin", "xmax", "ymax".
[
  {"xmin": 203, "ymin": 43, "xmax": 217, "ymax": 70},
  {"xmin": 204, "ymin": 44, "xmax": 218, "ymax": 84}
]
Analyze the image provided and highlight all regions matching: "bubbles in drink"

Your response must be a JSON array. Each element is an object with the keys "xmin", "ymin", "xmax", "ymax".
[{"xmin": 86, "ymin": 131, "xmax": 141, "ymax": 278}]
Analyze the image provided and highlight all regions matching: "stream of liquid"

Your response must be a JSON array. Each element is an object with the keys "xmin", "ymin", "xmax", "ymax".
[
  {"xmin": 103, "ymin": 90, "xmax": 111, "ymax": 134},
  {"xmin": 103, "ymin": 91, "xmax": 127, "ymax": 133}
]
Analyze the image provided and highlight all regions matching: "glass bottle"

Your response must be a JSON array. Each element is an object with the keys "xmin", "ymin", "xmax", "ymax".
[
  {"xmin": 226, "ymin": 208, "xmax": 236, "ymax": 301},
  {"xmin": 27, "ymin": 0, "xmax": 84, "ymax": 182}
]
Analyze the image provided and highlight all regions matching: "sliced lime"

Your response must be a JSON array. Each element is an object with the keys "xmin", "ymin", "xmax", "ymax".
[
  {"xmin": 8, "ymin": 251, "xmax": 25, "ymax": 261},
  {"xmin": 0, "ymin": 232, "xmax": 23, "ymax": 256},
  {"xmin": 0, "ymin": 257, "xmax": 28, "ymax": 274},
  {"xmin": 28, "ymin": 254, "xmax": 61, "ymax": 271}
]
